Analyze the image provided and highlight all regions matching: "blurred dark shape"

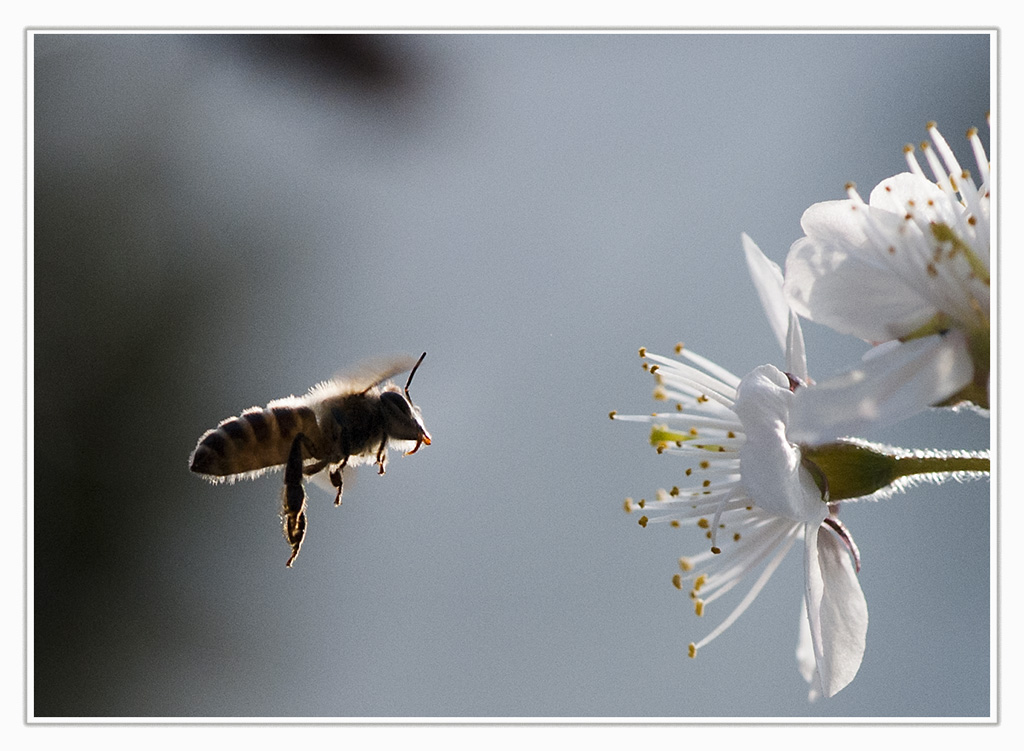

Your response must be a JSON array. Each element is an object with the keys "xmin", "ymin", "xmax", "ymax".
[{"xmin": 219, "ymin": 34, "xmax": 421, "ymax": 101}]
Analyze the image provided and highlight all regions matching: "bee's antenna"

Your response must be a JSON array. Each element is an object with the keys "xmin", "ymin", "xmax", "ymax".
[{"xmin": 405, "ymin": 352, "xmax": 427, "ymax": 401}]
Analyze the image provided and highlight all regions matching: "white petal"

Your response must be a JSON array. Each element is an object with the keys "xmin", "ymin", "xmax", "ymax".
[
  {"xmin": 785, "ymin": 309, "xmax": 809, "ymax": 385},
  {"xmin": 795, "ymin": 597, "xmax": 822, "ymax": 702},
  {"xmin": 784, "ymin": 200, "xmax": 936, "ymax": 341},
  {"xmin": 734, "ymin": 365, "xmax": 826, "ymax": 523},
  {"xmin": 741, "ymin": 233, "xmax": 808, "ymax": 381},
  {"xmin": 868, "ymin": 172, "xmax": 961, "ymax": 226},
  {"xmin": 742, "ymin": 233, "xmax": 789, "ymax": 355},
  {"xmin": 804, "ymin": 525, "xmax": 868, "ymax": 699},
  {"xmin": 787, "ymin": 331, "xmax": 974, "ymax": 444}
]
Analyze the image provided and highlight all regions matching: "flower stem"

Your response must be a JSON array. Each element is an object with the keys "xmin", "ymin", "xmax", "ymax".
[{"xmin": 893, "ymin": 453, "xmax": 990, "ymax": 476}]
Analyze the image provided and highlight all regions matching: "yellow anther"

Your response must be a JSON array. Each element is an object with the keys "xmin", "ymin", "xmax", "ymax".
[
  {"xmin": 670, "ymin": 520, "xmax": 680, "ymax": 528},
  {"xmin": 608, "ymin": 410, "xmax": 617, "ymax": 419},
  {"xmin": 679, "ymin": 557, "xmax": 693, "ymax": 572},
  {"xmin": 638, "ymin": 347, "xmax": 647, "ymax": 358},
  {"xmin": 688, "ymin": 643, "xmax": 697, "ymax": 658},
  {"xmin": 693, "ymin": 574, "xmax": 707, "ymax": 591},
  {"xmin": 733, "ymin": 533, "xmax": 741, "ymax": 542},
  {"xmin": 672, "ymin": 574, "xmax": 682, "ymax": 589},
  {"xmin": 623, "ymin": 498, "xmax": 633, "ymax": 513},
  {"xmin": 675, "ymin": 342, "xmax": 684, "ymax": 354},
  {"xmin": 697, "ymin": 518, "xmax": 710, "ymax": 529},
  {"xmin": 699, "ymin": 460, "xmax": 710, "ymax": 469},
  {"xmin": 650, "ymin": 365, "xmax": 660, "ymax": 374},
  {"xmin": 694, "ymin": 599, "xmax": 704, "ymax": 617}
]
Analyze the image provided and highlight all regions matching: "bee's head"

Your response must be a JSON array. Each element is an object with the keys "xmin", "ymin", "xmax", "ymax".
[{"xmin": 380, "ymin": 352, "xmax": 431, "ymax": 451}]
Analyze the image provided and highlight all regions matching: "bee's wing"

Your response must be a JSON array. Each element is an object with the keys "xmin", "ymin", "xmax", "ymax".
[
  {"xmin": 307, "ymin": 354, "xmax": 418, "ymax": 399},
  {"xmin": 341, "ymin": 354, "xmax": 419, "ymax": 391}
]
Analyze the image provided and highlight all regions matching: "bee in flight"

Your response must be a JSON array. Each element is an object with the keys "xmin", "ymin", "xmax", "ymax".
[{"xmin": 190, "ymin": 352, "xmax": 431, "ymax": 567}]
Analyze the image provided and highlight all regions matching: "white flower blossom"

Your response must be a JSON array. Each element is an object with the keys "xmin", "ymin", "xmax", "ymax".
[
  {"xmin": 783, "ymin": 121, "xmax": 990, "ymax": 442},
  {"xmin": 616, "ymin": 232, "xmax": 989, "ymax": 700},
  {"xmin": 613, "ymin": 235, "xmax": 868, "ymax": 699}
]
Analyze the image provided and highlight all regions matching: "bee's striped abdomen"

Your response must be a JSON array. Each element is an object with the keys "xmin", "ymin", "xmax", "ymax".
[{"xmin": 190, "ymin": 402, "xmax": 321, "ymax": 480}]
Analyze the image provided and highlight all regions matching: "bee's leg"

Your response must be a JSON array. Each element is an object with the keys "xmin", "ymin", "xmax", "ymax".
[
  {"xmin": 329, "ymin": 458, "xmax": 348, "ymax": 507},
  {"xmin": 282, "ymin": 505, "xmax": 306, "ymax": 568},
  {"xmin": 281, "ymin": 433, "xmax": 314, "ymax": 567},
  {"xmin": 375, "ymin": 436, "xmax": 388, "ymax": 475},
  {"xmin": 404, "ymin": 436, "xmax": 424, "ymax": 456}
]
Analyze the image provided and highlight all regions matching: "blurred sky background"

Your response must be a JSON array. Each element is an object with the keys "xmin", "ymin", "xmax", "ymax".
[{"xmin": 30, "ymin": 32, "xmax": 992, "ymax": 719}]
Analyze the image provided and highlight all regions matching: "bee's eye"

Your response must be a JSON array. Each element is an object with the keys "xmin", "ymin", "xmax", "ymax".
[
  {"xmin": 379, "ymin": 390, "xmax": 413, "ymax": 417},
  {"xmin": 380, "ymin": 390, "xmax": 426, "ymax": 441}
]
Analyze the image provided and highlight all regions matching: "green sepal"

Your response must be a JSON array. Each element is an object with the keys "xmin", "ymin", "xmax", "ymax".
[
  {"xmin": 801, "ymin": 441, "xmax": 900, "ymax": 502},
  {"xmin": 801, "ymin": 440, "xmax": 990, "ymax": 502}
]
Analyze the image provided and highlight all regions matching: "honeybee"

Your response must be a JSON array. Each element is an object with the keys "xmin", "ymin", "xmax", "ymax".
[{"xmin": 190, "ymin": 352, "xmax": 431, "ymax": 567}]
